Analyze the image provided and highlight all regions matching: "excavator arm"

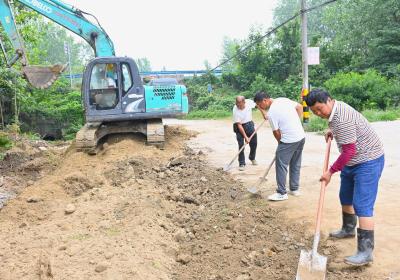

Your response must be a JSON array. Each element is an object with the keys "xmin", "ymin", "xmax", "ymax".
[
  {"xmin": 0, "ymin": 0, "xmax": 115, "ymax": 88},
  {"xmin": 0, "ymin": 0, "xmax": 28, "ymax": 66}
]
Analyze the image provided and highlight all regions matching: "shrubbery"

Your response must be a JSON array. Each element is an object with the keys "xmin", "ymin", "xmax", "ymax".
[
  {"xmin": 185, "ymin": 69, "xmax": 400, "ymax": 123},
  {"xmin": 324, "ymin": 70, "xmax": 400, "ymax": 111}
]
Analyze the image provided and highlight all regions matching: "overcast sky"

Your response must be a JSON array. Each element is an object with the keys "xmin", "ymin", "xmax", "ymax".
[{"xmin": 63, "ymin": 0, "xmax": 278, "ymax": 70}]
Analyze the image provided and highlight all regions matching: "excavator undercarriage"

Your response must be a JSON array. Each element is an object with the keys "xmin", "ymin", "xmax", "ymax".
[{"xmin": 75, "ymin": 119, "xmax": 165, "ymax": 154}]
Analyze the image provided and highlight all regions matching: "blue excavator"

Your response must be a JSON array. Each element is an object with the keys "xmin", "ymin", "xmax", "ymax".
[{"xmin": 0, "ymin": 0, "xmax": 189, "ymax": 153}]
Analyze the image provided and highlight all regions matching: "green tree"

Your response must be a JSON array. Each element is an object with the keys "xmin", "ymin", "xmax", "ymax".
[{"xmin": 136, "ymin": 58, "xmax": 152, "ymax": 72}]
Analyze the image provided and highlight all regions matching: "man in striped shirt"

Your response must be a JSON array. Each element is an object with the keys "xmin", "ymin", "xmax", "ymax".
[{"xmin": 305, "ymin": 89, "xmax": 384, "ymax": 266}]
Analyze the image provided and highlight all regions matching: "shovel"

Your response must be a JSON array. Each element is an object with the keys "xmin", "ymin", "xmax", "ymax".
[
  {"xmin": 247, "ymin": 155, "xmax": 276, "ymax": 194},
  {"xmin": 223, "ymin": 119, "xmax": 266, "ymax": 171},
  {"xmin": 296, "ymin": 138, "xmax": 332, "ymax": 280}
]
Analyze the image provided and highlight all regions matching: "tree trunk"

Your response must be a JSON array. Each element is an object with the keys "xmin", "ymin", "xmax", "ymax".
[
  {"xmin": 13, "ymin": 79, "xmax": 18, "ymax": 125},
  {"xmin": 0, "ymin": 96, "xmax": 4, "ymax": 129}
]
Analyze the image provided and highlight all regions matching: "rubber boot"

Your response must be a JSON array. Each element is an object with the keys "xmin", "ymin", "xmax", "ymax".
[
  {"xmin": 329, "ymin": 212, "xmax": 357, "ymax": 238},
  {"xmin": 344, "ymin": 228, "xmax": 374, "ymax": 266}
]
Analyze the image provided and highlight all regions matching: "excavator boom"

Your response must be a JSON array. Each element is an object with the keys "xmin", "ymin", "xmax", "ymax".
[{"xmin": 0, "ymin": 0, "xmax": 115, "ymax": 88}]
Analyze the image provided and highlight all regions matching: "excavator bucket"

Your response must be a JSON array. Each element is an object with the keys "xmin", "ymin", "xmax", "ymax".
[{"xmin": 22, "ymin": 64, "xmax": 67, "ymax": 89}]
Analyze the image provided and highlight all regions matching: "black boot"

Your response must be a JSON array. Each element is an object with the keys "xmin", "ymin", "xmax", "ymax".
[
  {"xmin": 344, "ymin": 228, "xmax": 374, "ymax": 266},
  {"xmin": 329, "ymin": 212, "xmax": 357, "ymax": 238}
]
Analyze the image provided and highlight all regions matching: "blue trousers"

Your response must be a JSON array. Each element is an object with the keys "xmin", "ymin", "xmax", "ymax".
[{"xmin": 339, "ymin": 155, "xmax": 385, "ymax": 217}]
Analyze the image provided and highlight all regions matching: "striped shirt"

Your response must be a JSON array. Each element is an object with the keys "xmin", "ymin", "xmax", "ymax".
[{"xmin": 329, "ymin": 101, "xmax": 384, "ymax": 166}]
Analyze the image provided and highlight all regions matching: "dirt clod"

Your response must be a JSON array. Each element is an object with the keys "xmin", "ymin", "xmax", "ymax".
[
  {"xmin": 26, "ymin": 196, "xmax": 42, "ymax": 203},
  {"xmin": 94, "ymin": 263, "xmax": 107, "ymax": 273},
  {"xmin": 60, "ymin": 174, "xmax": 98, "ymax": 196},
  {"xmin": 64, "ymin": 203, "xmax": 76, "ymax": 214}
]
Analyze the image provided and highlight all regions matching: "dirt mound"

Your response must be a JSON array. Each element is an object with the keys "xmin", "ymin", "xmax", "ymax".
[
  {"xmin": 0, "ymin": 137, "xmax": 64, "ymax": 209},
  {"xmin": 165, "ymin": 125, "xmax": 198, "ymax": 141},
  {"xmin": 0, "ymin": 125, "xmax": 375, "ymax": 279}
]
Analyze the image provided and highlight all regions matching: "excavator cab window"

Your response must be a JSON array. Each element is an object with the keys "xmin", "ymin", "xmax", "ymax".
[
  {"xmin": 89, "ymin": 63, "xmax": 119, "ymax": 110},
  {"xmin": 121, "ymin": 63, "xmax": 133, "ymax": 96}
]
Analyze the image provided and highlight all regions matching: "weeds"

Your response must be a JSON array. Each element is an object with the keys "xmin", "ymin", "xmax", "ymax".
[{"xmin": 362, "ymin": 109, "xmax": 400, "ymax": 122}]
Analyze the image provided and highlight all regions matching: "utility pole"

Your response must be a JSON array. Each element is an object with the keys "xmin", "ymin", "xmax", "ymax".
[{"xmin": 300, "ymin": 0, "xmax": 309, "ymax": 123}]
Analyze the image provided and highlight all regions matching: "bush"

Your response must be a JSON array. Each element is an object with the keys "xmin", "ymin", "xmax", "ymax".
[
  {"xmin": 324, "ymin": 70, "xmax": 399, "ymax": 111},
  {"xmin": 304, "ymin": 108, "xmax": 400, "ymax": 133},
  {"xmin": 20, "ymin": 85, "xmax": 84, "ymax": 139},
  {"xmin": 0, "ymin": 132, "xmax": 12, "ymax": 159},
  {"xmin": 304, "ymin": 115, "xmax": 328, "ymax": 133},
  {"xmin": 249, "ymin": 74, "xmax": 303, "ymax": 101}
]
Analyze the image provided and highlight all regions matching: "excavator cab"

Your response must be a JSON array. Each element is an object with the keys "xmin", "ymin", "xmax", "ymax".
[
  {"xmin": 75, "ymin": 57, "xmax": 188, "ymax": 153},
  {"xmin": 83, "ymin": 57, "xmax": 146, "ymax": 119}
]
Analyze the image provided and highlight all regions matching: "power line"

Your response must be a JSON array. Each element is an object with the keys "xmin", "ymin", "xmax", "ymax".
[{"xmin": 209, "ymin": 0, "xmax": 338, "ymax": 73}]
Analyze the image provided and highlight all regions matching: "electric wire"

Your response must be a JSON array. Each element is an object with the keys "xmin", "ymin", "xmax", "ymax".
[{"xmin": 209, "ymin": 0, "xmax": 338, "ymax": 73}]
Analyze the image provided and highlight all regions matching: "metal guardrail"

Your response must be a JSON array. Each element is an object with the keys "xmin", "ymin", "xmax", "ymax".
[{"xmin": 64, "ymin": 69, "xmax": 223, "ymax": 79}]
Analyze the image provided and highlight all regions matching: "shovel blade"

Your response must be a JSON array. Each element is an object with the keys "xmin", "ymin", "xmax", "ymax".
[
  {"xmin": 223, "ymin": 164, "xmax": 232, "ymax": 171},
  {"xmin": 247, "ymin": 186, "xmax": 259, "ymax": 194},
  {"xmin": 296, "ymin": 250, "xmax": 327, "ymax": 280},
  {"xmin": 23, "ymin": 64, "xmax": 67, "ymax": 89}
]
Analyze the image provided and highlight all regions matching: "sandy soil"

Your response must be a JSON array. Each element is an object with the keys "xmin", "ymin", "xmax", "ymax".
[
  {"xmin": 0, "ymin": 120, "xmax": 398, "ymax": 280},
  {"xmin": 165, "ymin": 118, "xmax": 400, "ymax": 280}
]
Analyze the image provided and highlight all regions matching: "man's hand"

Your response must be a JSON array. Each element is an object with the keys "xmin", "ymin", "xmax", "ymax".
[
  {"xmin": 320, "ymin": 170, "xmax": 332, "ymax": 185},
  {"xmin": 325, "ymin": 129, "xmax": 333, "ymax": 143},
  {"xmin": 245, "ymin": 136, "xmax": 250, "ymax": 144},
  {"xmin": 272, "ymin": 129, "xmax": 281, "ymax": 143}
]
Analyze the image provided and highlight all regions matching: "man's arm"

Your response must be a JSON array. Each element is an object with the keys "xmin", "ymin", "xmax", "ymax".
[
  {"xmin": 272, "ymin": 129, "xmax": 281, "ymax": 142},
  {"xmin": 295, "ymin": 104, "xmax": 303, "ymax": 119},
  {"xmin": 320, "ymin": 143, "xmax": 356, "ymax": 185},
  {"xmin": 237, "ymin": 123, "xmax": 249, "ymax": 143}
]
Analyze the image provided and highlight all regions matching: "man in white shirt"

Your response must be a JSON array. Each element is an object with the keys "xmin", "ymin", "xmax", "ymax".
[
  {"xmin": 254, "ymin": 91, "xmax": 305, "ymax": 201},
  {"xmin": 233, "ymin": 96, "xmax": 258, "ymax": 171}
]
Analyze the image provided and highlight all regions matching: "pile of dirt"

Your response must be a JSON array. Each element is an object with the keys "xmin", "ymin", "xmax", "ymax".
[
  {"xmin": 0, "ymin": 138, "xmax": 66, "ymax": 208},
  {"xmin": 0, "ymin": 126, "xmax": 376, "ymax": 279}
]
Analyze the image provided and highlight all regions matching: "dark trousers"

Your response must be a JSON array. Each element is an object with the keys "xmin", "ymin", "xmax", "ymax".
[
  {"xmin": 275, "ymin": 138, "xmax": 305, "ymax": 194},
  {"xmin": 236, "ymin": 121, "xmax": 257, "ymax": 166}
]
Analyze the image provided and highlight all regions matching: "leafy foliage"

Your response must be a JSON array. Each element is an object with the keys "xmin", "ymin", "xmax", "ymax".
[
  {"xmin": 324, "ymin": 70, "xmax": 400, "ymax": 111},
  {"xmin": 187, "ymin": 0, "xmax": 400, "ymax": 120},
  {"xmin": 0, "ymin": 4, "xmax": 91, "ymax": 139}
]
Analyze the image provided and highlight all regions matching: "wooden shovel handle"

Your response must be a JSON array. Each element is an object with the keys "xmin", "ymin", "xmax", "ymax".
[
  {"xmin": 225, "ymin": 119, "xmax": 267, "ymax": 168},
  {"xmin": 314, "ymin": 138, "xmax": 332, "ymax": 236}
]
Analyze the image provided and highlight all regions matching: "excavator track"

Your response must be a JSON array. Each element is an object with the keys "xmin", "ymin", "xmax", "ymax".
[
  {"xmin": 75, "ymin": 119, "xmax": 165, "ymax": 154},
  {"xmin": 75, "ymin": 122, "xmax": 102, "ymax": 155},
  {"xmin": 146, "ymin": 119, "xmax": 165, "ymax": 148}
]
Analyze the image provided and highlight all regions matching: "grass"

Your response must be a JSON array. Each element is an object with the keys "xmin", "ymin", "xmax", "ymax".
[
  {"xmin": 69, "ymin": 233, "xmax": 91, "ymax": 240},
  {"xmin": 0, "ymin": 132, "xmax": 13, "ymax": 160},
  {"xmin": 362, "ymin": 109, "xmax": 400, "ymax": 122},
  {"xmin": 303, "ymin": 115, "xmax": 328, "ymax": 133},
  {"xmin": 0, "ymin": 133, "xmax": 12, "ymax": 149},
  {"xmin": 186, "ymin": 110, "xmax": 231, "ymax": 120}
]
